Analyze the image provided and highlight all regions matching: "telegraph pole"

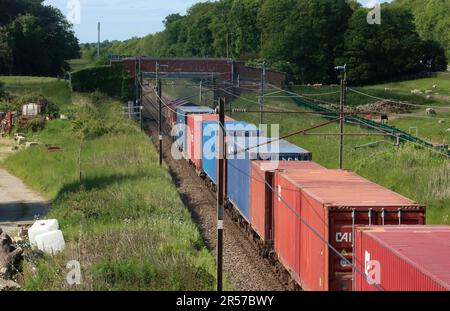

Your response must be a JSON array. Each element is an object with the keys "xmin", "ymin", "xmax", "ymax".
[
  {"xmin": 139, "ymin": 56, "xmax": 143, "ymax": 130},
  {"xmin": 158, "ymin": 78, "xmax": 163, "ymax": 166},
  {"xmin": 135, "ymin": 58, "xmax": 139, "ymax": 114},
  {"xmin": 211, "ymin": 73, "xmax": 216, "ymax": 109},
  {"xmin": 217, "ymin": 96, "xmax": 226, "ymax": 292},
  {"xmin": 156, "ymin": 61, "xmax": 161, "ymax": 166},
  {"xmin": 97, "ymin": 22, "xmax": 101, "ymax": 58},
  {"xmin": 199, "ymin": 80, "xmax": 203, "ymax": 105},
  {"xmin": 260, "ymin": 62, "xmax": 266, "ymax": 125},
  {"xmin": 335, "ymin": 64, "xmax": 347, "ymax": 169},
  {"xmin": 226, "ymin": 33, "xmax": 229, "ymax": 59}
]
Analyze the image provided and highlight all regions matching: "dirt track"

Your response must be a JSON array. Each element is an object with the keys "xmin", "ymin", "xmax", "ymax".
[{"xmin": 0, "ymin": 168, "xmax": 50, "ymax": 224}]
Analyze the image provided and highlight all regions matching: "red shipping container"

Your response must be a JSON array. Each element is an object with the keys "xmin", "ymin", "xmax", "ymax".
[
  {"xmin": 273, "ymin": 169, "xmax": 426, "ymax": 291},
  {"xmin": 250, "ymin": 161, "xmax": 325, "ymax": 242},
  {"xmin": 355, "ymin": 226, "xmax": 450, "ymax": 291},
  {"xmin": 186, "ymin": 114, "xmax": 234, "ymax": 169}
]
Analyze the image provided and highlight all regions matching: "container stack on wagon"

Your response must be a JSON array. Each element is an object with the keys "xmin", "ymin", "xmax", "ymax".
[
  {"xmin": 250, "ymin": 161, "xmax": 325, "ymax": 244},
  {"xmin": 273, "ymin": 169, "xmax": 425, "ymax": 291},
  {"xmin": 186, "ymin": 114, "xmax": 234, "ymax": 169},
  {"xmin": 166, "ymin": 99, "xmax": 197, "ymax": 128},
  {"xmin": 158, "ymin": 99, "xmax": 449, "ymax": 292},
  {"xmin": 201, "ymin": 121, "xmax": 260, "ymax": 185},
  {"xmin": 227, "ymin": 137, "xmax": 312, "ymax": 222},
  {"xmin": 176, "ymin": 106, "xmax": 214, "ymax": 154},
  {"xmin": 355, "ymin": 226, "xmax": 450, "ymax": 291}
]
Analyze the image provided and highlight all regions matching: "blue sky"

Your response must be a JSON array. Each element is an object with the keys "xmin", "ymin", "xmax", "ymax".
[{"xmin": 44, "ymin": 0, "xmax": 392, "ymax": 43}]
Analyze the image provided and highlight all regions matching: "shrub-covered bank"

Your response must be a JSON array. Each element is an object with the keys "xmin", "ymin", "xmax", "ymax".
[{"xmin": 3, "ymin": 91, "xmax": 217, "ymax": 290}]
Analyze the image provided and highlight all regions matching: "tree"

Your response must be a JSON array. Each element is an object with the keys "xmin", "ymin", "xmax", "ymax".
[
  {"xmin": 393, "ymin": 0, "xmax": 450, "ymax": 59},
  {"xmin": 0, "ymin": 81, "xmax": 5, "ymax": 99},
  {"xmin": 0, "ymin": 27, "xmax": 12, "ymax": 74},
  {"xmin": 419, "ymin": 40, "xmax": 448, "ymax": 72},
  {"xmin": 259, "ymin": 0, "xmax": 352, "ymax": 83},
  {"xmin": 337, "ymin": 6, "xmax": 433, "ymax": 83},
  {"xmin": 0, "ymin": 1, "xmax": 80, "ymax": 76},
  {"xmin": 209, "ymin": 0, "xmax": 263, "ymax": 59},
  {"xmin": 183, "ymin": 3, "xmax": 216, "ymax": 57}
]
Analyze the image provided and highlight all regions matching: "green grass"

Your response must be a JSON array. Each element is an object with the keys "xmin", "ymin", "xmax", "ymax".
[
  {"xmin": 144, "ymin": 76, "xmax": 450, "ymax": 225},
  {"xmin": 229, "ymin": 92, "xmax": 449, "ymax": 225},
  {"xmin": 1, "ymin": 78, "xmax": 219, "ymax": 291},
  {"xmin": 389, "ymin": 113, "xmax": 450, "ymax": 144},
  {"xmin": 0, "ymin": 76, "xmax": 72, "ymax": 109},
  {"xmin": 67, "ymin": 58, "xmax": 97, "ymax": 72},
  {"xmin": 291, "ymin": 72, "xmax": 450, "ymax": 144}
]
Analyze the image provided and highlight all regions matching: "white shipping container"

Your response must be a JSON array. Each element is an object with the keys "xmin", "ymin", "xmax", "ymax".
[
  {"xmin": 22, "ymin": 103, "xmax": 41, "ymax": 116},
  {"xmin": 28, "ymin": 219, "xmax": 59, "ymax": 246},
  {"xmin": 35, "ymin": 230, "xmax": 66, "ymax": 254}
]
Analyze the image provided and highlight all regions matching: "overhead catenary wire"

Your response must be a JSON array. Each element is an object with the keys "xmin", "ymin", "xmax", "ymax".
[
  {"xmin": 142, "ymin": 85, "xmax": 383, "ymax": 290},
  {"xmin": 142, "ymin": 77, "xmax": 449, "ymax": 158},
  {"xmin": 224, "ymin": 158, "xmax": 384, "ymax": 291},
  {"xmin": 231, "ymin": 117, "xmax": 345, "ymax": 155},
  {"xmin": 139, "ymin": 78, "xmax": 419, "ymax": 290}
]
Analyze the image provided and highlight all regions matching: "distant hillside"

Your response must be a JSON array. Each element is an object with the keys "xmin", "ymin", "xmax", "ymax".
[
  {"xmin": 392, "ymin": 0, "xmax": 450, "ymax": 59},
  {"xmin": 81, "ymin": 0, "xmax": 447, "ymax": 84}
]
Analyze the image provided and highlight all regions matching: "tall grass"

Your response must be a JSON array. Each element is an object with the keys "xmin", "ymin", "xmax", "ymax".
[
  {"xmin": 0, "ymin": 76, "xmax": 72, "ymax": 109},
  {"xmin": 3, "ymin": 91, "xmax": 218, "ymax": 290}
]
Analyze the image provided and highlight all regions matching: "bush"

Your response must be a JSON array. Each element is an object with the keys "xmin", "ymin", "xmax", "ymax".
[
  {"xmin": 17, "ymin": 116, "xmax": 46, "ymax": 132},
  {"xmin": 71, "ymin": 65, "xmax": 133, "ymax": 101},
  {"xmin": 0, "ymin": 81, "xmax": 5, "ymax": 98},
  {"xmin": 13, "ymin": 93, "xmax": 60, "ymax": 117},
  {"xmin": 0, "ymin": 101, "xmax": 15, "ymax": 112}
]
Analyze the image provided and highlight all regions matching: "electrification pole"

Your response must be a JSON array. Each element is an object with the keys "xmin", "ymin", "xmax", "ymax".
[
  {"xmin": 211, "ymin": 73, "xmax": 216, "ymax": 109},
  {"xmin": 260, "ymin": 62, "xmax": 266, "ymax": 125},
  {"xmin": 155, "ymin": 62, "xmax": 168, "ymax": 166},
  {"xmin": 139, "ymin": 56, "xmax": 143, "ymax": 130},
  {"xmin": 158, "ymin": 77, "xmax": 163, "ymax": 166},
  {"xmin": 199, "ymin": 80, "xmax": 203, "ymax": 105},
  {"xmin": 217, "ymin": 96, "xmax": 225, "ymax": 292},
  {"xmin": 335, "ymin": 64, "xmax": 347, "ymax": 169},
  {"xmin": 135, "ymin": 58, "xmax": 139, "ymax": 115},
  {"xmin": 97, "ymin": 22, "xmax": 101, "ymax": 58}
]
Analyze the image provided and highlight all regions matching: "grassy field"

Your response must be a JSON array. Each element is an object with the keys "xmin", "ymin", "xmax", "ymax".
[
  {"xmin": 67, "ymin": 59, "xmax": 98, "ymax": 72},
  {"xmin": 229, "ymin": 93, "xmax": 449, "ymax": 225},
  {"xmin": 294, "ymin": 72, "xmax": 450, "ymax": 107},
  {"xmin": 164, "ymin": 80, "xmax": 449, "ymax": 225},
  {"xmin": 0, "ymin": 77, "xmax": 218, "ymax": 290},
  {"xmin": 0, "ymin": 76, "xmax": 72, "ymax": 109},
  {"xmin": 292, "ymin": 72, "xmax": 450, "ymax": 144}
]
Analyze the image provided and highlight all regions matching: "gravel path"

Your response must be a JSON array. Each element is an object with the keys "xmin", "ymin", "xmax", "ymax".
[{"xmin": 0, "ymin": 169, "xmax": 50, "ymax": 223}]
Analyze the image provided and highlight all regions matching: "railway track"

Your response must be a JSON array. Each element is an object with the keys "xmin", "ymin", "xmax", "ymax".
[
  {"xmin": 145, "ymin": 121, "xmax": 286, "ymax": 291},
  {"xmin": 141, "ymin": 103, "xmax": 287, "ymax": 291}
]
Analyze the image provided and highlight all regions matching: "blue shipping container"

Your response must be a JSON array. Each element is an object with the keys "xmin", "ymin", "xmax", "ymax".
[
  {"xmin": 176, "ymin": 106, "xmax": 214, "ymax": 152},
  {"xmin": 227, "ymin": 137, "xmax": 312, "ymax": 221},
  {"xmin": 202, "ymin": 121, "xmax": 260, "ymax": 184}
]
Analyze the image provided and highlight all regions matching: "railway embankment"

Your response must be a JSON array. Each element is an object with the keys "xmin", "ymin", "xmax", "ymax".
[{"xmin": 1, "ymin": 82, "xmax": 218, "ymax": 290}]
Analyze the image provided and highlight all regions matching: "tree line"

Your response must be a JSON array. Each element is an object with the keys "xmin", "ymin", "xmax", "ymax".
[
  {"xmin": 0, "ymin": 0, "xmax": 80, "ymax": 76},
  {"xmin": 84, "ymin": 0, "xmax": 448, "ymax": 85}
]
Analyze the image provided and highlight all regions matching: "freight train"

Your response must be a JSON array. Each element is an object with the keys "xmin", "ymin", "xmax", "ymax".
[{"xmin": 161, "ymin": 99, "xmax": 449, "ymax": 292}]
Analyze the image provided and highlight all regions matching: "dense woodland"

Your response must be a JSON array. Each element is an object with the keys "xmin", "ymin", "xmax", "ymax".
[
  {"xmin": 0, "ymin": 0, "xmax": 447, "ymax": 84},
  {"xmin": 83, "ymin": 0, "xmax": 448, "ymax": 84},
  {"xmin": 0, "ymin": 0, "xmax": 80, "ymax": 76}
]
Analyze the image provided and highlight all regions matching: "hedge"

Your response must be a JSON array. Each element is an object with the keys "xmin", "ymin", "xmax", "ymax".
[{"xmin": 71, "ymin": 65, "xmax": 134, "ymax": 101}]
